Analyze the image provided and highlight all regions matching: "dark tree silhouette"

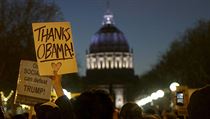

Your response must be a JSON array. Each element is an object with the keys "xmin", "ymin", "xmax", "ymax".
[
  {"xmin": 139, "ymin": 20, "xmax": 210, "ymax": 93},
  {"xmin": 0, "ymin": 0, "xmax": 63, "ymax": 93}
]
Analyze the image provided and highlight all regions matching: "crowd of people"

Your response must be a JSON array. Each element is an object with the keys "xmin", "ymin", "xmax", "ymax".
[{"xmin": 0, "ymin": 72, "xmax": 209, "ymax": 119}]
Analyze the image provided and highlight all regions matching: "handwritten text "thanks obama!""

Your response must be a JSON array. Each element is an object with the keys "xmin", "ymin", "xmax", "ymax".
[{"xmin": 34, "ymin": 26, "xmax": 74, "ymax": 62}]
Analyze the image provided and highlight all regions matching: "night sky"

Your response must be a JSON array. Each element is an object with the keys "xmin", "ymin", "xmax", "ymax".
[{"xmin": 55, "ymin": 0, "xmax": 210, "ymax": 76}]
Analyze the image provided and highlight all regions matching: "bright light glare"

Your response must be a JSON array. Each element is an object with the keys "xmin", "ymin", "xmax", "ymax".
[
  {"xmin": 136, "ymin": 96, "xmax": 152, "ymax": 106},
  {"xmin": 63, "ymin": 89, "xmax": 71, "ymax": 99},
  {"xmin": 169, "ymin": 82, "xmax": 180, "ymax": 91},
  {"xmin": 136, "ymin": 89, "xmax": 165, "ymax": 106},
  {"xmin": 156, "ymin": 90, "xmax": 164, "ymax": 98},
  {"xmin": 151, "ymin": 93, "xmax": 158, "ymax": 100},
  {"xmin": 20, "ymin": 104, "xmax": 30, "ymax": 109}
]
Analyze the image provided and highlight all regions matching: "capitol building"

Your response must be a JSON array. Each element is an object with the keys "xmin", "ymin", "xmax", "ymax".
[{"xmin": 64, "ymin": 8, "xmax": 140, "ymax": 108}]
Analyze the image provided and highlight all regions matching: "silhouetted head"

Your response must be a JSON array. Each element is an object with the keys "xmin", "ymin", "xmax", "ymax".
[
  {"xmin": 187, "ymin": 85, "xmax": 210, "ymax": 119},
  {"xmin": 120, "ymin": 102, "xmax": 143, "ymax": 119},
  {"xmin": 72, "ymin": 89, "xmax": 114, "ymax": 119},
  {"xmin": 34, "ymin": 102, "xmax": 61, "ymax": 119},
  {"xmin": 13, "ymin": 113, "xmax": 28, "ymax": 119}
]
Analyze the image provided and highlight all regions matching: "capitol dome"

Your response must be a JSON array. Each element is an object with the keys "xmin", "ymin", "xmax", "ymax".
[
  {"xmin": 86, "ymin": 9, "xmax": 134, "ymax": 72},
  {"xmin": 89, "ymin": 9, "xmax": 130, "ymax": 53},
  {"xmin": 89, "ymin": 23, "xmax": 129, "ymax": 53}
]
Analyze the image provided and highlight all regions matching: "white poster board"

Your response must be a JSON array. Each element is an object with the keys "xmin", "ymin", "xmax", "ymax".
[{"xmin": 15, "ymin": 60, "xmax": 52, "ymax": 105}]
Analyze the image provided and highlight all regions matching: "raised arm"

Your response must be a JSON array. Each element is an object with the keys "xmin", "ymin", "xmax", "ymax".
[
  {"xmin": 52, "ymin": 71, "xmax": 64, "ymax": 97},
  {"xmin": 51, "ymin": 71, "xmax": 75, "ymax": 119}
]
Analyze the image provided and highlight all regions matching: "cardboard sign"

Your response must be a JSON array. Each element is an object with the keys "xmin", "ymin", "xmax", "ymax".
[
  {"xmin": 14, "ymin": 60, "xmax": 52, "ymax": 106},
  {"xmin": 32, "ymin": 22, "xmax": 78, "ymax": 76}
]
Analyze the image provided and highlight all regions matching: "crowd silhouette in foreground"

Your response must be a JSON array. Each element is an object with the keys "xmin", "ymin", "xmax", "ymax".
[
  {"xmin": 1, "ymin": 72, "xmax": 210, "ymax": 119},
  {"xmin": 119, "ymin": 102, "xmax": 144, "ymax": 119},
  {"xmin": 187, "ymin": 85, "xmax": 210, "ymax": 119}
]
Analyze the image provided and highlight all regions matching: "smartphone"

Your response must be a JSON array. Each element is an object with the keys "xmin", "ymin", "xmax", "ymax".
[{"xmin": 176, "ymin": 92, "xmax": 184, "ymax": 106}]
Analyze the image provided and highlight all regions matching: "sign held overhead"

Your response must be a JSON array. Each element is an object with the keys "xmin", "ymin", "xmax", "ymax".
[{"xmin": 32, "ymin": 22, "xmax": 78, "ymax": 76}]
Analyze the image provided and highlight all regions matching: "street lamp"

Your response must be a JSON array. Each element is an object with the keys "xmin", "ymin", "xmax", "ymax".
[
  {"xmin": 170, "ymin": 82, "xmax": 180, "ymax": 92},
  {"xmin": 156, "ymin": 90, "xmax": 164, "ymax": 98},
  {"xmin": 136, "ymin": 89, "xmax": 165, "ymax": 106}
]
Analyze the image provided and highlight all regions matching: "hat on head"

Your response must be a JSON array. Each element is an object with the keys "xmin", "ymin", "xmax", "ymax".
[{"xmin": 34, "ymin": 102, "xmax": 61, "ymax": 119}]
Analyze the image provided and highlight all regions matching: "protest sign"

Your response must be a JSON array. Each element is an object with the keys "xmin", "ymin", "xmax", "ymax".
[
  {"xmin": 32, "ymin": 22, "xmax": 78, "ymax": 76},
  {"xmin": 14, "ymin": 60, "xmax": 52, "ymax": 106}
]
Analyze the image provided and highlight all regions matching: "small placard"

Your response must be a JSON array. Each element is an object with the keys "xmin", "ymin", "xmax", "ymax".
[{"xmin": 15, "ymin": 60, "xmax": 52, "ymax": 105}]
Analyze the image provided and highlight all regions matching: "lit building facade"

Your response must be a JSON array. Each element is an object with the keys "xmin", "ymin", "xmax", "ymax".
[{"xmin": 84, "ymin": 9, "xmax": 138, "ymax": 108}]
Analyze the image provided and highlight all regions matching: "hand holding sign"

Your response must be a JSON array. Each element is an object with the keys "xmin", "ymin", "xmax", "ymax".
[
  {"xmin": 51, "ymin": 70, "xmax": 64, "ymax": 98},
  {"xmin": 51, "ymin": 62, "xmax": 62, "ymax": 72}
]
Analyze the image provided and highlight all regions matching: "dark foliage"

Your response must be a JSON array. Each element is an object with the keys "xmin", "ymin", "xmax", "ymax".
[{"xmin": 0, "ymin": 0, "xmax": 63, "ymax": 93}]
